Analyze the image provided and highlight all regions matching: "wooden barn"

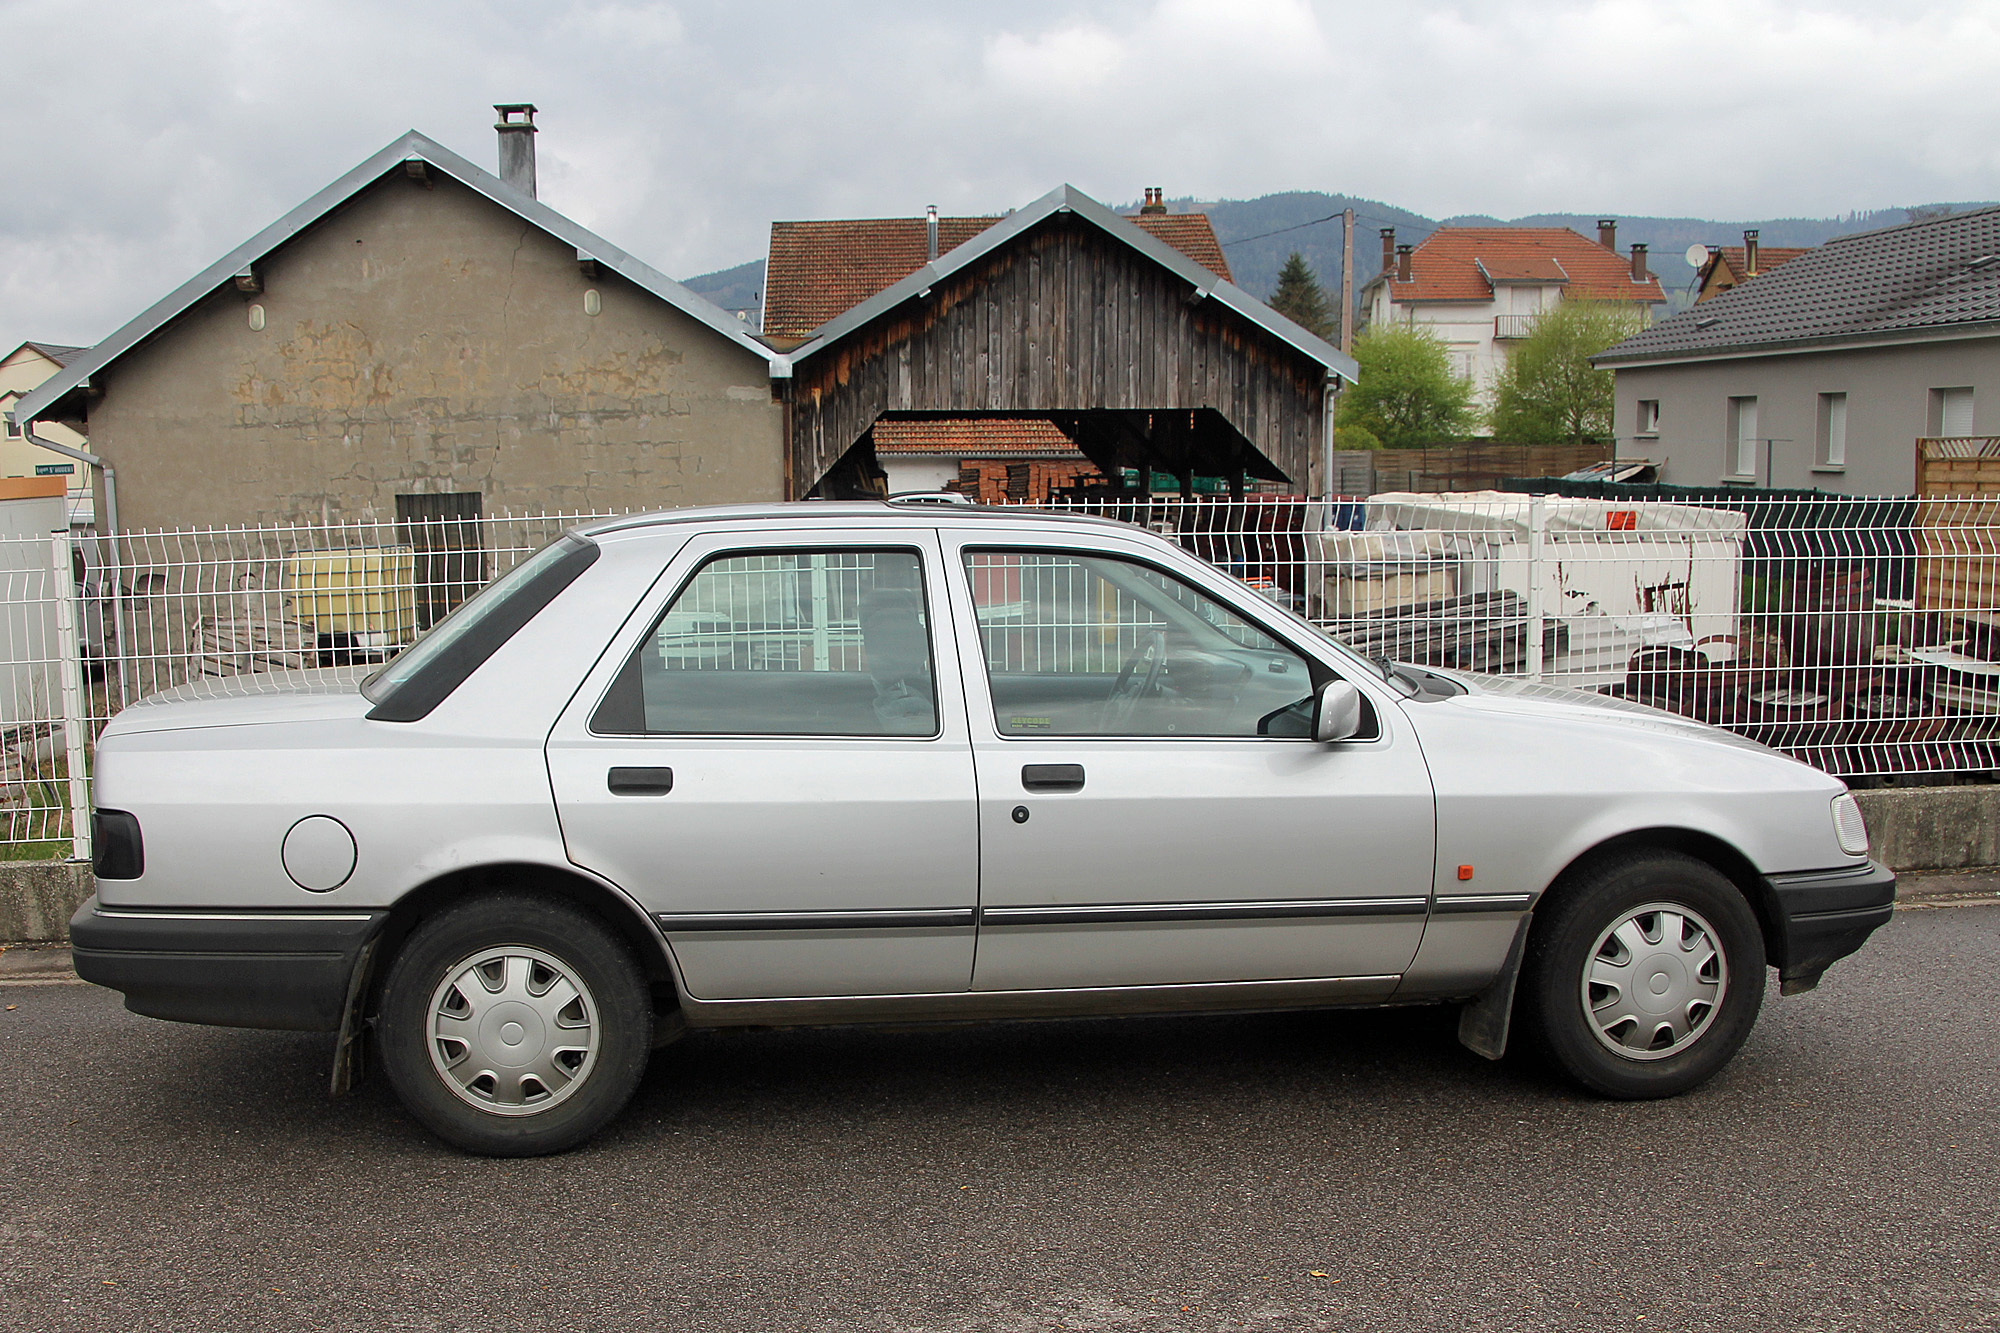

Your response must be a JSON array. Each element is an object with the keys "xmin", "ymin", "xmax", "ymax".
[{"xmin": 764, "ymin": 186, "xmax": 1357, "ymax": 499}]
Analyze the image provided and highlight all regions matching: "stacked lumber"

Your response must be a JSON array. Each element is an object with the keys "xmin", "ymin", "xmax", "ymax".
[{"xmin": 194, "ymin": 611, "xmax": 313, "ymax": 677}]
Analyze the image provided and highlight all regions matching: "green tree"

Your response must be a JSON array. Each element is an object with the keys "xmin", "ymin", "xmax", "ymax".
[
  {"xmin": 1336, "ymin": 324, "xmax": 1476, "ymax": 448},
  {"xmin": 1268, "ymin": 252, "xmax": 1333, "ymax": 340},
  {"xmin": 1489, "ymin": 300, "xmax": 1644, "ymax": 445}
]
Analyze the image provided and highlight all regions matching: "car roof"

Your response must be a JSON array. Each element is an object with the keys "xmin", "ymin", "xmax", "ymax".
[{"xmin": 579, "ymin": 499, "xmax": 1143, "ymax": 540}]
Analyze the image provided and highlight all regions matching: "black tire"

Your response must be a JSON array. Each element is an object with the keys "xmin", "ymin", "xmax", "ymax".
[
  {"xmin": 1518, "ymin": 851, "xmax": 1764, "ymax": 1099},
  {"xmin": 377, "ymin": 893, "xmax": 652, "ymax": 1155}
]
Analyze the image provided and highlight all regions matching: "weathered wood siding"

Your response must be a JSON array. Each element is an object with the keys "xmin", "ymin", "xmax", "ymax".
[
  {"xmin": 1916, "ymin": 436, "xmax": 2000, "ymax": 617},
  {"xmin": 790, "ymin": 216, "xmax": 1327, "ymax": 491}
]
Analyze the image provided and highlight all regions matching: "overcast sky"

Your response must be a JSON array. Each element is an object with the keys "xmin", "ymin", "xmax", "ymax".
[{"xmin": 5, "ymin": 0, "xmax": 1998, "ymax": 354}]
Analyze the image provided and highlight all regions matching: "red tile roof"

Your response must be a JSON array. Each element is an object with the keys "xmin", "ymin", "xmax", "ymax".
[
  {"xmin": 1386, "ymin": 227, "xmax": 1665, "ymax": 304},
  {"xmin": 763, "ymin": 211, "xmax": 1232, "ymax": 339},
  {"xmin": 872, "ymin": 417, "xmax": 1084, "ymax": 459}
]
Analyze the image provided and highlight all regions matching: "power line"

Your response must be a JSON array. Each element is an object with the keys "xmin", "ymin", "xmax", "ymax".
[{"xmin": 1216, "ymin": 208, "xmax": 1419, "ymax": 248}]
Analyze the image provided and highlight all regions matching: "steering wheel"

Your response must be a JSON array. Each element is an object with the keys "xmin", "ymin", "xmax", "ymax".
[{"xmin": 1102, "ymin": 630, "xmax": 1167, "ymax": 728}]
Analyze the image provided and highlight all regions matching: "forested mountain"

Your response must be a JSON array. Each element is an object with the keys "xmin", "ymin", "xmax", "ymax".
[{"xmin": 682, "ymin": 195, "xmax": 1995, "ymax": 329}]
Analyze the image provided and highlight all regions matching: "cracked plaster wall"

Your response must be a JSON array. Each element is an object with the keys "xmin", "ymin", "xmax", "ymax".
[{"xmin": 84, "ymin": 173, "xmax": 783, "ymax": 530}]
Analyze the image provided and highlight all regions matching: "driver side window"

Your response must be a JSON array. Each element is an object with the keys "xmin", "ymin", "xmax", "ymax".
[{"xmin": 962, "ymin": 548, "xmax": 1315, "ymax": 737}]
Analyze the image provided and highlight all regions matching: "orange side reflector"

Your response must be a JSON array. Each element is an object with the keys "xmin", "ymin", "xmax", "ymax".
[{"xmin": 1457, "ymin": 865, "xmax": 1475, "ymax": 880}]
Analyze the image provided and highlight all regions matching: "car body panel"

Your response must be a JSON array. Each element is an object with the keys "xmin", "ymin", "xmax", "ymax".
[
  {"xmin": 75, "ymin": 501, "xmax": 1891, "ymax": 1050},
  {"xmin": 934, "ymin": 524, "xmax": 1437, "ymax": 990},
  {"xmin": 547, "ymin": 527, "xmax": 981, "ymax": 1000}
]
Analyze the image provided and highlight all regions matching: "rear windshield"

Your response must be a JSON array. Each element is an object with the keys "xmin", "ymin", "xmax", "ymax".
[{"xmin": 362, "ymin": 533, "xmax": 600, "ymax": 722}]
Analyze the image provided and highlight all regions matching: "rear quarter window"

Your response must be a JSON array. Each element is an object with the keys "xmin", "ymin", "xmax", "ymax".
[{"xmin": 363, "ymin": 534, "xmax": 600, "ymax": 722}]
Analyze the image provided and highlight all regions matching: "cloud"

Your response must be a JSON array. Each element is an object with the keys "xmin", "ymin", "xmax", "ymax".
[{"xmin": 3, "ymin": 0, "xmax": 1999, "ymax": 355}]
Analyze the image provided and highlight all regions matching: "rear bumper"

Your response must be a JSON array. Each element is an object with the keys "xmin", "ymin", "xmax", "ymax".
[
  {"xmin": 69, "ymin": 896, "xmax": 385, "ymax": 1031},
  {"xmin": 1765, "ymin": 861, "xmax": 1897, "ymax": 987}
]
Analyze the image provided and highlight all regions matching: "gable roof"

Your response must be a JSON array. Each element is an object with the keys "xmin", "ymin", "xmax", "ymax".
[
  {"xmin": 1693, "ymin": 244, "xmax": 1814, "ymax": 300},
  {"xmin": 764, "ymin": 208, "xmax": 1234, "ymax": 341},
  {"xmin": 1376, "ymin": 227, "xmax": 1666, "ymax": 304},
  {"xmin": 781, "ymin": 184, "xmax": 1354, "ymax": 382},
  {"xmin": 17, "ymin": 342, "xmax": 87, "ymax": 368},
  {"xmin": 1599, "ymin": 205, "xmax": 2000, "ymax": 366},
  {"xmin": 873, "ymin": 416, "xmax": 1082, "ymax": 459},
  {"xmin": 10, "ymin": 131, "xmax": 778, "ymax": 428}
]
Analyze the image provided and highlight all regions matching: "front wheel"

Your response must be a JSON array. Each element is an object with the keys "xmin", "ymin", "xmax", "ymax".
[
  {"xmin": 378, "ymin": 894, "xmax": 652, "ymax": 1155},
  {"xmin": 1518, "ymin": 852, "xmax": 1765, "ymax": 1099}
]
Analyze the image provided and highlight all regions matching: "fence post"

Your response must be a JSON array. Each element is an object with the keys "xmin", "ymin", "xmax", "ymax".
[
  {"xmin": 52, "ymin": 531, "xmax": 92, "ymax": 863},
  {"xmin": 1525, "ymin": 494, "xmax": 1546, "ymax": 682}
]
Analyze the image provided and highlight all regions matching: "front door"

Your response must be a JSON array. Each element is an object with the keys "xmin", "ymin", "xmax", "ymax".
[
  {"xmin": 943, "ymin": 537, "xmax": 1436, "ymax": 993},
  {"xmin": 547, "ymin": 531, "xmax": 978, "ymax": 1000}
]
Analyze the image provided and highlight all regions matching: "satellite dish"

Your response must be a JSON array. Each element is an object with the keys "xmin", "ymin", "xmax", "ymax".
[{"xmin": 1685, "ymin": 243, "xmax": 1711, "ymax": 268}]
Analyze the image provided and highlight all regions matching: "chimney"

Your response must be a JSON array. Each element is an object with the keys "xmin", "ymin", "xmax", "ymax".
[
  {"xmin": 1141, "ymin": 187, "xmax": 1168, "ymax": 215},
  {"xmin": 494, "ymin": 104, "xmax": 538, "ymax": 199},
  {"xmin": 1380, "ymin": 228, "xmax": 1396, "ymax": 275},
  {"xmin": 1598, "ymin": 219, "xmax": 1617, "ymax": 252},
  {"xmin": 1396, "ymin": 244, "xmax": 1413, "ymax": 284},
  {"xmin": 925, "ymin": 205, "xmax": 939, "ymax": 261},
  {"xmin": 1743, "ymin": 229, "xmax": 1760, "ymax": 276},
  {"xmin": 1630, "ymin": 243, "xmax": 1649, "ymax": 282}
]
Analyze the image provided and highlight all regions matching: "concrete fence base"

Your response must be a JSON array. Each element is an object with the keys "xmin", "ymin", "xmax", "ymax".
[
  {"xmin": 0, "ymin": 861, "xmax": 95, "ymax": 943},
  {"xmin": 0, "ymin": 787, "xmax": 1992, "ymax": 944}
]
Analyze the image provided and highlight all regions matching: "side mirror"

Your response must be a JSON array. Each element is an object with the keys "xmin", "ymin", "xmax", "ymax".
[{"xmin": 1314, "ymin": 680, "xmax": 1364, "ymax": 743}]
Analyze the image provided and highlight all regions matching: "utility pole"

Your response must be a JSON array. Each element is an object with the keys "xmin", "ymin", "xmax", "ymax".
[{"xmin": 1339, "ymin": 207, "xmax": 1355, "ymax": 354}]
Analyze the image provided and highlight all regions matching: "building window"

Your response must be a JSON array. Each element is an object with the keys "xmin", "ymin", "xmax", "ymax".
[
  {"xmin": 1815, "ymin": 393, "xmax": 1848, "ymax": 469},
  {"xmin": 1930, "ymin": 386, "xmax": 1975, "ymax": 437},
  {"xmin": 1, "ymin": 396, "xmax": 17, "ymax": 437},
  {"xmin": 1636, "ymin": 400, "xmax": 1660, "ymax": 435},
  {"xmin": 1727, "ymin": 396, "xmax": 1759, "ymax": 478}
]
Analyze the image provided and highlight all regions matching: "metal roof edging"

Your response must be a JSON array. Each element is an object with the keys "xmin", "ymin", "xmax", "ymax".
[
  {"xmin": 1593, "ymin": 318, "xmax": 2000, "ymax": 368},
  {"xmin": 12, "ymin": 130, "xmax": 779, "ymax": 425},
  {"xmin": 782, "ymin": 184, "xmax": 1358, "ymax": 383}
]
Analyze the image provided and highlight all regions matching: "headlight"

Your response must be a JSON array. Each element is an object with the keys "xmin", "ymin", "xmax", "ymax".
[{"xmin": 1831, "ymin": 793, "xmax": 1869, "ymax": 858}]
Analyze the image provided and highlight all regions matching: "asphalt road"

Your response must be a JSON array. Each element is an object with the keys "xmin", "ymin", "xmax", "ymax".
[{"xmin": 3, "ymin": 906, "xmax": 1998, "ymax": 1333}]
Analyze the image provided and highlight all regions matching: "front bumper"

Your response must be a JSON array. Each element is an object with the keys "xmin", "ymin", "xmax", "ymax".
[
  {"xmin": 1764, "ymin": 861, "xmax": 1897, "ymax": 990},
  {"xmin": 69, "ymin": 896, "xmax": 386, "ymax": 1031}
]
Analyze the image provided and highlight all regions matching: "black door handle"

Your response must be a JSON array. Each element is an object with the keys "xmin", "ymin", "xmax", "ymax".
[
  {"xmin": 1022, "ymin": 764, "xmax": 1085, "ymax": 792},
  {"xmin": 608, "ymin": 766, "xmax": 674, "ymax": 795}
]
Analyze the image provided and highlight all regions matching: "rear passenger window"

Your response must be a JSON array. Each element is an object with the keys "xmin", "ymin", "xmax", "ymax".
[{"xmin": 592, "ymin": 549, "xmax": 937, "ymax": 737}]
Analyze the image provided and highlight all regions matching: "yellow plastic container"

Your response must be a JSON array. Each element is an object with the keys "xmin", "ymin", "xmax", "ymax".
[{"xmin": 285, "ymin": 547, "xmax": 420, "ymax": 641}]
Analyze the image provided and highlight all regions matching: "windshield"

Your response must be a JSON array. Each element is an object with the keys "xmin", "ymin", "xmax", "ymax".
[{"xmin": 361, "ymin": 533, "xmax": 599, "ymax": 718}]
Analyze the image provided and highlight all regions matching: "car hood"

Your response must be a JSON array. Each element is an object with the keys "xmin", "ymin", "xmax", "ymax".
[
  {"xmin": 1419, "ymin": 669, "xmax": 1789, "ymax": 758},
  {"xmin": 103, "ymin": 667, "xmax": 376, "ymax": 736}
]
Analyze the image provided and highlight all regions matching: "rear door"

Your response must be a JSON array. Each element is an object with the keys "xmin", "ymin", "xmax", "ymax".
[
  {"xmin": 546, "ymin": 527, "xmax": 978, "ymax": 1000},
  {"xmin": 943, "ymin": 532, "xmax": 1436, "ymax": 994}
]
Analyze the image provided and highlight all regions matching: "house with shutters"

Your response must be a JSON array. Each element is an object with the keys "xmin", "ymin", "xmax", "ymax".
[
  {"xmin": 1596, "ymin": 205, "xmax": 2000, "ymax": 494},
  {"xmin": 1359, "ymin": 221, "xmax": 1666, "ymax": 409}
]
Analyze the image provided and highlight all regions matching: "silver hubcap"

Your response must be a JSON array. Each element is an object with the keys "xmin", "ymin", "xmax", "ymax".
[
  {"xmin": 427, "ymin": 946, "xmax": 599, "ymax": 1116},
  {"xmin": 1581, "ymin": 902, "xmax": 1727, "ymax": 1061}
]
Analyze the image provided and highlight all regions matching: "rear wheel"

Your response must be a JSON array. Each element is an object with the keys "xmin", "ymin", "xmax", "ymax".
[
  {"xmin": 1519, "ymin": 851, "xmax": 1764, "ymax": 1099},
  {"xmin": 378, "ymin": 894, "xmax": 652, "ymax": 1155}
]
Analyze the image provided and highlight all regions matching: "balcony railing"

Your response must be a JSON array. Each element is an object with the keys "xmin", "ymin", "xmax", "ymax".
[{"xmin": 1494, "ymin": 314, "xmax": 1535, "ymax": 340}]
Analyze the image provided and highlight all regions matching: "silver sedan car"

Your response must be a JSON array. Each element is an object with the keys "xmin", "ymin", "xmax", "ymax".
[{"xmin": 71, "ymin": 502, "xmax": 1893, "ymax": 1155}]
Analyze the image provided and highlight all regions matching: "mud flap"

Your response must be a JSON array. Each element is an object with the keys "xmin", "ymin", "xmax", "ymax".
[
  {"xmin": 1457, "ymin": 912, "xmax": 1533, "ymax": 1061},
  {"xmin": 328, "ymin": 935, "xmax": 380, "ymax": 1098}
]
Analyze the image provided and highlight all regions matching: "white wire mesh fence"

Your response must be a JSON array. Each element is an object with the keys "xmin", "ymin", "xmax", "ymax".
[
  {"xmin": 1017, "ymin": 491, "xmax": 1984, "ymax": 783},
  {"xmin": 10, "ymin": 511, "xmax": 625, "ymax": 859},
  {"xmin": 5, "ymin": 490, "xmax": 1998, "ymax": 858}
]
